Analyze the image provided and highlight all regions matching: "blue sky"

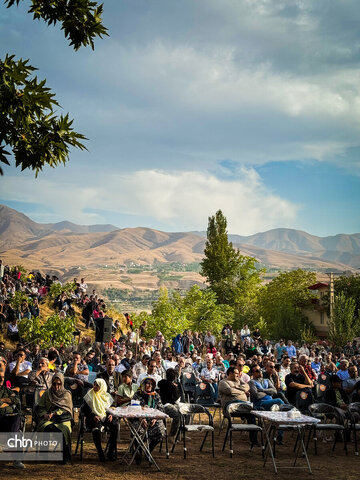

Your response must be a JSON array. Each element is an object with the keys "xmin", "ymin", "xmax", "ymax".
[{"xmin": 1, "ymin": 1, "xmax": 360, "ymax": 236}]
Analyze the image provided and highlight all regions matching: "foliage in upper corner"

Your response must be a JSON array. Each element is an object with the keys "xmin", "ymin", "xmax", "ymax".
[
  {"xmin": 0, "ymin": 55, "xmax": 88, "ymax": 175},
  {"xmin": 5, "ymin": 0, "xmax": 108, "ymax": 50}
]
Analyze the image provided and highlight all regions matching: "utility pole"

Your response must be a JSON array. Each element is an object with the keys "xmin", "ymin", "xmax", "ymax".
[{"xmin": 329, "ymin": 272, "xmax": 335, "ymax": 322}]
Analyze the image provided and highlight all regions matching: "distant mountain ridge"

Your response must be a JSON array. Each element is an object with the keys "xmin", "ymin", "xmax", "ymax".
[{"xmin": 0, "ymin": 204, "xmax": 358, "ymax": 272}]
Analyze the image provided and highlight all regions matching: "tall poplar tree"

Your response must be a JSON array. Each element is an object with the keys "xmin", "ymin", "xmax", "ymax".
[{"xmin": 200, "ymin": 210, "xmax": 262, "ymax": 323}]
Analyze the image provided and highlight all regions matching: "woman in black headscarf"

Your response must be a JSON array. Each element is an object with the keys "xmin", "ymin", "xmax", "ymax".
[{"xmin": 36, "ymin": 373, "xmax": 73, "ymax": 464}]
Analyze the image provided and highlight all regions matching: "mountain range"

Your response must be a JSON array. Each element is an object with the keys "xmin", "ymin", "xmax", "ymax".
[{"xmin": 0, "ymin": 204, "xmax": 359, "ymax": 274}]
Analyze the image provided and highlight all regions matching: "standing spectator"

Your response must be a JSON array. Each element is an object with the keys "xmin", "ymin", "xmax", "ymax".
[
  {"xmin": 240, "ymin": 324, "xmax": 251, "ymax": 342},
  {"xmin": 286, "ymin": 340, "xmax": 296, "ymax": 359},
  {"xmin": 275, "ymin": 339, "xmax": 287, "ymax": 361},
  {"xmin": 79, "ymin": 278, "xmax": 88, "ymax": 295},
  {"xmin": 204, "ymin": 330, "xmax": 216, "ymax": 347}
]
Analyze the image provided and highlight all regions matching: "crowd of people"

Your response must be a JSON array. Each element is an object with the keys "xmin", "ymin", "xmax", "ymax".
[{"xmin": 0, "ymin": 263, "xmax": 360, "ymax": 469}]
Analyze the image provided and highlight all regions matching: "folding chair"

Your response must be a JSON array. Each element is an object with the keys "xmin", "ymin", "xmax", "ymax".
[
  {"xmin": 195, "ymin": 382, "xmax": 221, "ymax": 422},
  {"xmin": 315, "ymin": 383, "xmax": 328, "ymax": 403},
  {"xmin": 295, "ymin": 388, "xmax": 314, "ymax": 414},
  {"xmin": 347, "ymin": 402, "xmax": 360, "ymax": 455},
  {"xmin": 171, "ymin": 404, "xmax": 214, "ymax": 458},
  {"xmin": 181, "ymin": 372, "xmax": 197, "ymax": 402},
  {"xmin": 307, "ymin": 403, "xmax": 348, "ymax": 455},
  {"xmin": 222, "ymin": 401, "xmax": 263, "ymax": 457},
  {"xmin": 74, "ymin": 405, "xmax": 116, "ymax": 460}
]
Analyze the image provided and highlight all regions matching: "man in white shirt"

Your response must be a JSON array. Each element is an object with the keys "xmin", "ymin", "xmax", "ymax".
[
  {"xmin": 204, "ymin": 331, "xmax": 216, "ymax": 346},
  {"xmin": 163, "ymin": 351, "xmax": 178, "ymax": 371},
  {"xmin": 137, "ymin": 359, "xmax": 162, "ymax": 387},
  {"xmin": 79, "ymin": 278, "xmax": 88, "ymax": 294},
  {"xmin": 9, "ymin": 348, "xmax": 32, "ymax": 387},
  {"xmin": 200, "ymin": 358, "xmax": 219, "ymax": 399},
  {"xmin": 132, "ymin": 354, "xmax": 150, "ymax": 381},
  {"xmin": 236, "ymin": 357, "xmax": 250, "ymax": 383},
  {"xmin": 299, "ymin": 343, "xmax": 310, "ymax": 356}
]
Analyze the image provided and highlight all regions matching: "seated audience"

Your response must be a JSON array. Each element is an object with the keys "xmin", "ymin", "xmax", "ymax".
[
  {"xmin": 35, "ymin": 373, "xmax": 73, "ymax": 464},
  {"xmin": 83, "ymin": 378, "xmax": 117, "ymax": 461}
]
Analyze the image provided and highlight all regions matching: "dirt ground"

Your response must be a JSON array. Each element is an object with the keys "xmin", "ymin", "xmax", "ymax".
[{"xmin": 0, "ymin": 418, "xmax": 358, "ymax": 480}]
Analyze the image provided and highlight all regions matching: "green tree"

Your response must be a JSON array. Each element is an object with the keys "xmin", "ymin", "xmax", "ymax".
[
  {"xmin": 258, "ymin": 269, "xmax": 316, "ymax": 340},
  {"xmin": 18, "ymin": 313, "xmax": 75, "ymax": 347},
  {"xmin": 1, "ymin": 0, "xmax": 107, "ymax": 175},
  {"xmin": 147, "ymin": 287, "xmax": 189, "ymax": 340},
  {"xmin": 328, "ymin": 293, "xmax": 360, "ymax": 350},
  {"xmin": 200, "ymin": 210, "xmax": 262, "ymax": 324},
  {"xmin": 8, "ymin": 290, "xmax": 33, "ymax": 312},
  {"xmin": 334, "ymin": 274, "xmax": 360, "ymax": 319},
  {"xmin": 49, "ymin": 281, "xmax": 76, "ymax": 299},
  {"xmin": 182, "ymin": 285, "xmax": 234, "ymax": 335},
  {"xmin": 137, "ymin": 285, "xmax": 234, "ymax": 341},
  {"xmin": 18, "ymin": 315, "xmax": 42, "ymax": 344}
]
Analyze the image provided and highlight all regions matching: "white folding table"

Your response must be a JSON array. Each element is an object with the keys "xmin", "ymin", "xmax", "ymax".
[
  {"xmin": 107, "ymin": 406, "xmax": 168, "ymax": 471},
  {"xmin": 252, "ymin": 410, "xmax": 320, "ymax": 474}
]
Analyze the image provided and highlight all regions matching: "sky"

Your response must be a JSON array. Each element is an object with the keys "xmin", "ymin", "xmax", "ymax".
[{"xmin": 1, "ymin": 0, "xmax": 360, "ymax": 237}]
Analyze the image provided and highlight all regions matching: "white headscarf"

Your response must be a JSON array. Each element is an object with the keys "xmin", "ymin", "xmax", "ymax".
[{"xmin": 84, "ymin": 378, "xmax": 113, "ymax": 421}]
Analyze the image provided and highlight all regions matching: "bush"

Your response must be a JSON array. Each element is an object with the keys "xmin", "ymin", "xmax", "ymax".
[
  {"xmin": 49, "ymin": 281, "xmax": 76, "ymax": 299},
  {"xmin": 8, "ymin": 291, "xmax": 33, "ymax": 311},
  {"xmin": 18, "ymin": 313, "xmax": 76, "ymax": 348}
]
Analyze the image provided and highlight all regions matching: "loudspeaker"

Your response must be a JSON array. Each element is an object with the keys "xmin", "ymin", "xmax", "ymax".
[
  {"xmin": 95, "ymin": 316, "xmax": 113, "ymax": 343},
  {"xmin": 103, "ymin": 317, "xmax": 113, "ymax": 343}
]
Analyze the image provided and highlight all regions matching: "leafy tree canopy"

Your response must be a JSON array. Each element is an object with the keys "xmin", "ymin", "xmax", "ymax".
[
  {"xmin": 5, "ymin": 0, "xmax": 107, "ymax": 50},
  {"xmin": 131, "ymin": 285, "xmax": 234, "ymax": 340},
  {"xmin": 1, "ymin": 1, "xmax": 107, "ymax": 175},
  {"xmin": 258, "ymin": 269, "xmax": 316, "ymax": 340},
  {"xmin": 200, "ymin": 210, "xmax": 263, "ymax": 325},
  {"xmin": 328, "ymin": 293, "xmax": 360, "ymax": 350},
  {"xmin": 334, "ymin": 273, "xmax": 360, "ymax": 318}
]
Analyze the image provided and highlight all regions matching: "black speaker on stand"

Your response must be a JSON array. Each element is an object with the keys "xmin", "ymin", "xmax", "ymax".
[{"xmin": 95, "ymin": 316, "xmax": 113, "ymax": 343}]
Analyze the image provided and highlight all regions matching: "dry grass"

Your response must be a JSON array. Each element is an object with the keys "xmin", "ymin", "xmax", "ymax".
[{"xmin": 0, "ymin": 421, "xmax": 358, "ymax": 480}]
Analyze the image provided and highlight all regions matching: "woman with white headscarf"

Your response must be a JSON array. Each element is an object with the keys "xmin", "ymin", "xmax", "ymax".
[{"xmin": 83, "ymin": 378, "xmax": 117, "ymax": 461}]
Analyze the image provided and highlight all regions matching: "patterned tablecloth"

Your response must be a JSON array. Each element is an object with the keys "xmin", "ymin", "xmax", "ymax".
[
  {"xmin": 251, "ymin": 410, "xmax": 320, "ymax": 425},
  {"xmin": 107, "ymin": 406, "xmax": 168, "ymax": 420}
]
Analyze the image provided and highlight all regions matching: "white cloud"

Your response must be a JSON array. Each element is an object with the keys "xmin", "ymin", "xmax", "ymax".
[
  {"xmin": 83, "ymin": 38, "xmax": 360, "ymax": 164},
  {"xmin": 1, "ymin": 168, "xmax": 298, "ymax": 235}
]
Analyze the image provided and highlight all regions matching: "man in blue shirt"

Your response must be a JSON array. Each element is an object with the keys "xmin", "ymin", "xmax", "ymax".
[
  {"xmin": 286, "ymin": 340, "xmax": 296, "ymax": 359},
  {"xmin": 276, "ymin": 340, "xmax": 287, "ymax": 361},
  {"xmin": 249, "ymin": 365, "xmax": 284, "ymax": 410},
  {"xmin": 337, "ymin": 359, "xmax": 350, "ymax": 381}
]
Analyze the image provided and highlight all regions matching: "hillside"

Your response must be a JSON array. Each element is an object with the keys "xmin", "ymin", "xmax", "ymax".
[{"xmin": 0, "ymin": 204, "xmax": 357, "ymax": 274}]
